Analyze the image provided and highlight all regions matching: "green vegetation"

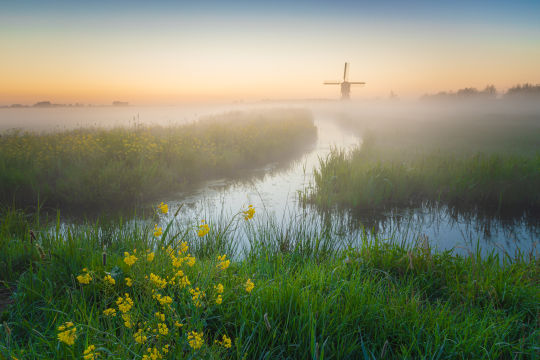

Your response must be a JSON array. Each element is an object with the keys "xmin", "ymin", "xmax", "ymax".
[
  {"xmin": 0, "ymin": 109, "xmax": 316, "ymax": 213},
  {"xmin": 0, "ymin": 206, "xmax": 538, "ymax": 359},
  {"xmin": 308, "ymin": 111, "xmax": 540, "ymax": 214}
]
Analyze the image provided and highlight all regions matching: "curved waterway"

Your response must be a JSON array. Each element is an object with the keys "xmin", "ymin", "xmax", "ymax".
[{"xmin": 156, "ymin": 113, "xmax": 538, "ymax": 258}]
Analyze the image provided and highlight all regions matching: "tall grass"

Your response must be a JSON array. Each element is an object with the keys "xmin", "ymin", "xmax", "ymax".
[
  {"xmin": 0, "ymin": 206, "xmax": 538, "ymax": 359},
  {"xmin": 308, "ymin": 110, "xmax": 540, "ymax": 215},
  {"xmin": 308, "ymin": 145, "xmax": 540, "ymax": 213},
  {"xmin": 0, "ymin": 108, "xmax": 316, "ymax": 213}
]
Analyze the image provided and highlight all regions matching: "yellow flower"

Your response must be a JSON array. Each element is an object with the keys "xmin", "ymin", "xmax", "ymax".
[
  {"xmin": 245, "ymin": 278, "xmax": 254, "ymax": 293},
  {"xmin": 125, "ymin": 277, "xmax": 133, "ymax": 287},
  {"xmin": 197, "ymin": 220, "xmax": 210, "ymax": 237},
  {"xmin": 83, "ymin": 344, "xmax": 98, "ymax": 360},
  {"xmin": 217, "ymin": 254, "xmax": 230, "ymax": 271},
  {"xmin": 124, "ymin": 251, "xmax": 138, "ymax": 266},
  {"xmin": 178, "ymin": 241, "xmax": 189, "ymax": 254},
  {"xmin": 146, "ymin": 251, "xmax": 155, "ymax": 262},
  {"xmin": 153, "ymin": 224, "xmax": 163, "ymax": 237},
  {"xmin": 103, "ymin": 274, "xmax": 116, "ymax": 285},
  {"xmin": 155, "ymin": 312, "xmax": 165, "ymax": 321},
  {"xmin": 189, "ymin": 287, "xmax": 205, "ymax": 308},
  {"xmin": 242, "ymin": 204, "xmax": 255, "ymax": 220},
  {"xmin": 184, "ymin": 254, "xmax": 196, "ymax": 267},
  {"xmin": 122, "ymin": 314, "xmax": 133, "ymax": 328},
  {"xmin": 143, "ymin": 347, "xmax": 163, "ymax": 360},
  {"xmin": 158, "ymin": 202, "xmax": 168, "ymax": 214},
  {"xmin": 134, "ymin": 328, "xmax": 147, "ymax": 344},
  {"xmin": 57, "ymin": 322, "xmax": 77, "ymax": 345},
  {"xmin": 153, "ymin": 293, "xmax": 173, "ymax": 307},
  {"xmin": 149, "ymin": 273, "xmax": 167, "ymax": 289},
  {"xmin": 215, "ymin": 295, "xmax": 223, "ymax": 305},
  {"xmin": 116, "ymin": 293, "xmax": 134, "ymax": 313},
  {"xmin": 214, "ymin": 283, "xmax": 224, "ymax": 294},
  {"xmin": 215, "ymin": 334, "xmax": 232, "ymax": 349},
  {"xmin": 77, "ymin": 270, "xmax": 93, "ymax": 285},
  {"xmin": 187, "ymin": 331, "xmax": 204, "ymax": 349},
  {"xmin": 174, "ymin": 321, "xmax": 183, "ymax": 328},
  {"xmin": 158, "ymin": 323, "xmax": 169, "ymax": 336},
  {"xmin": 103, "ymin": 308, "xmax": 116, "ymax": 317}
]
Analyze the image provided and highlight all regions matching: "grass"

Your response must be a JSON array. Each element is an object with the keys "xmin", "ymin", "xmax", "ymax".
[
  {"xmin": 307, "ymin": 110, "xmax": 540, "ymax": 215},
  {"xmin": 0, "ymin": 108, "xmax": 316, "ymax": 213},
  {"xmin": 308, "ymin": 145, "xmax": 540, "ymax": 213},
  {"xmin": 0, "ymin": 205, "xmax": 538, "ymax": 359}
]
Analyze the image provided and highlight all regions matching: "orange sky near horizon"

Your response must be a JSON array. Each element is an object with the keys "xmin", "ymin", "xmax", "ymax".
[{"xmin": 1, "ymin": 3, "xmax": 539, "ymax": 105}]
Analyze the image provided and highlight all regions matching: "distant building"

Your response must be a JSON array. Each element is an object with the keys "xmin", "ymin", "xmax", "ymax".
[{"xmin": 112, "ymin": 101, "xmax": 129, "ymax": 106}]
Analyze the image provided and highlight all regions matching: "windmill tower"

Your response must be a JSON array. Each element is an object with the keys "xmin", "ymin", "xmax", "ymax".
[{"xmin": 324, "ymin": 62, "xmax": 365, "ymax": 100}]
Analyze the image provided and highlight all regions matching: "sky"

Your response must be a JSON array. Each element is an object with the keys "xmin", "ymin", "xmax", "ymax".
[{"xmin": 1, "ymin": 0, "xmax": 539, "ymax": 104}]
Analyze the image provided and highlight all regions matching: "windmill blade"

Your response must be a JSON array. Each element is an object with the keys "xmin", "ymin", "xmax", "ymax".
[
  {"xmin": 343, "ymin": 62, "xmax": 349, "ymax": 82},
  {"xmin": 349, "ymin": 82, "xmax": 366, "ymax": 85},
  {"xmin": 323, "ymin": 81, "xmax": 341, "ymax": 85}
]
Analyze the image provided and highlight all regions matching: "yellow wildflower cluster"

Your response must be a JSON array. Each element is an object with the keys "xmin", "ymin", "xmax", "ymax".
[
  {"xmin": 57, "ymin": 322, "xmax": 77, "ymax": 346},
  {"xmin": 83, "ymin": 345, "xmax": 99, "ymax": 360},
  {"xmin": 243, "ymin": 204, "xmax": 256, "ymax": 220},
  {"xmin": 153, "ymin": 225, "xmax": 163, "ymax": 237},
  {"xmin": 187, "ymin": 331, "xmax": 204, "ymax": 349},
  {"xmin": 142, "ymin": 347, "xmax": 163, "ymax": 360},
  {"xmin": 125, "ymin": 277, "xmax": 133, "ymax": 287},
  {"xmin": 215, "ymin": 334, "xmax": 233, "ymax": 349},
  {"xmin": 77, "ymin": 268, "xmax": 93, "ymax": 284},
  {"xmin": 146, "ymin": 251, "xmax": 155, "ymax": 262},
  {"xmin": 158, "ymin": 202, "xmax": 168, "ymax": 214},
  {"xmin": 153, "ymin": 292, "xmax": 173, "ymax": 307},
  {"xmin": 245, "ymin": 278, "xmax": 255, "ymax": 293},
  {"xmin": 134, "ymin": 328, "xmax": 147, "ymax": 344},
  {"xmin": 157, "ymin": 323, "xmax": 169, "ymax": 336},
  {"xmin": 149, "ymin": 273, "xmax": 167, "ymax": 289},
  {"xmin": 122, "ymin": 314, "xmax": 134, "ymax": 328},
  {"xmin": 103, "ymin": 308, "xmax": 116, "ymax": 317},
  {"xmin": 189, "ymin": 287, "xmax": 205, "ymax": 308},
  {"xmin": 155, "ymin": 312, "xmax": 165, "ymax": 321},
  {"xmin": 124, "ymin": 251, "xmax": 138, "ymax": 266},
  {"xmin": 103, "ymin": 274, "xmax": 116, "ymax": 285},
  {"xmin": 215, "ymin": 283, "xmax": 224, "ymax": 305},
  {"xmin": 116, "ymin": 293, "xmax": 134, "ymax": 313},
  {"xmin": 197, "ymin": 220, "xmax": 210, "ymax": 237},
  {"xmin": 168, "ymin": 246, "xmax": 196, "ymax": 269},
  {"xmin": 217, "ymin": 254, "xmax": 230, "ymax": 271}
]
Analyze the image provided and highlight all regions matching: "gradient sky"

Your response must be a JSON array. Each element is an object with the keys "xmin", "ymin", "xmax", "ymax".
[{"xmin": 1, "ymin": 0, "xmax": 539, "ymax": 104}]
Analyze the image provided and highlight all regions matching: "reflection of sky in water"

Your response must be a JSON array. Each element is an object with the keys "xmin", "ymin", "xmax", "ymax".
[
  {"xmin": 161, "ymin": 113, "xmax": 538, "ymax": 257},
  {"xmin": 35, "ymin": 106, "xmax": 537, "ymax": 257}
]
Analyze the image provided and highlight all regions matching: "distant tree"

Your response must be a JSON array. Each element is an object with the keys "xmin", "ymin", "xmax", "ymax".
[
  {"xmin": 505, "ymin": 83, "xmax": 540, "ymax": 98},
  {"xmin": 482, "ymin": 85, "xmax": 497, "ymax": 97},
  {"xmin": 456, "ymin": 87, "xmax": 479, "ymax": 98}
]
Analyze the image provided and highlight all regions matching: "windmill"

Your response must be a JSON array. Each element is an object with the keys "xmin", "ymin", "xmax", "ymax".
[{"xmin": 324, "ymin": 62, "xmax": 365, "ymax": 100}]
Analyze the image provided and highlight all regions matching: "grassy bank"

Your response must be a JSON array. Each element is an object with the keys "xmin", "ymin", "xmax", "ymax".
[
  {"xmin": 0, "ymin": 206, "xmax": 538, "ymax": 359},
  {"xmin": 307, "ymin": 110, "xmax": 540, "ymax": 214},
  {"xmin": 0, "ymin": 108, "xmax": 316, "ymax": 213},
  {"xmin": 309, "ymin": 145, "xmax": 540, "ymax": 213}
]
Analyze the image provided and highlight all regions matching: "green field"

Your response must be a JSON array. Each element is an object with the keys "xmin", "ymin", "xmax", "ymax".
[
  {"xmin": 307, "ymin": 110, "xmax": 540, "ymax": 215},
  {"xmin": 0, "ymin": 207, "xmax": 538, "ymax": 359},
  {"xmin": 0, "ymin": 109, "xmax": 316, "ymax": 213}
]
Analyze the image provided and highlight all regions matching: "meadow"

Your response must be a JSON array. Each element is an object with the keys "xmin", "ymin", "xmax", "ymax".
[
  {"xmin": 0, "ymin": 108, "xmax": 316, "ymax": 213},
  {"xmin": 0, "ymin": 205, "xmax": 538, "ymax": 359},
  {"xmin": 308, "ymin": 107, "xmax": 540, "ymax": 217},
  {"xmin": 0, "ymin": 105, "xmax": 538, "ymax": 359}
]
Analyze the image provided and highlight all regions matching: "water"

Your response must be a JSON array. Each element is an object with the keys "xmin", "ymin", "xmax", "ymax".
[
  {"xmin": 2, "ymin": 105, "xmax": 538, "ymax": 256},
  {"xmin": 154, "ymin": 111, "xmax": 538, "ymax": 257}
]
